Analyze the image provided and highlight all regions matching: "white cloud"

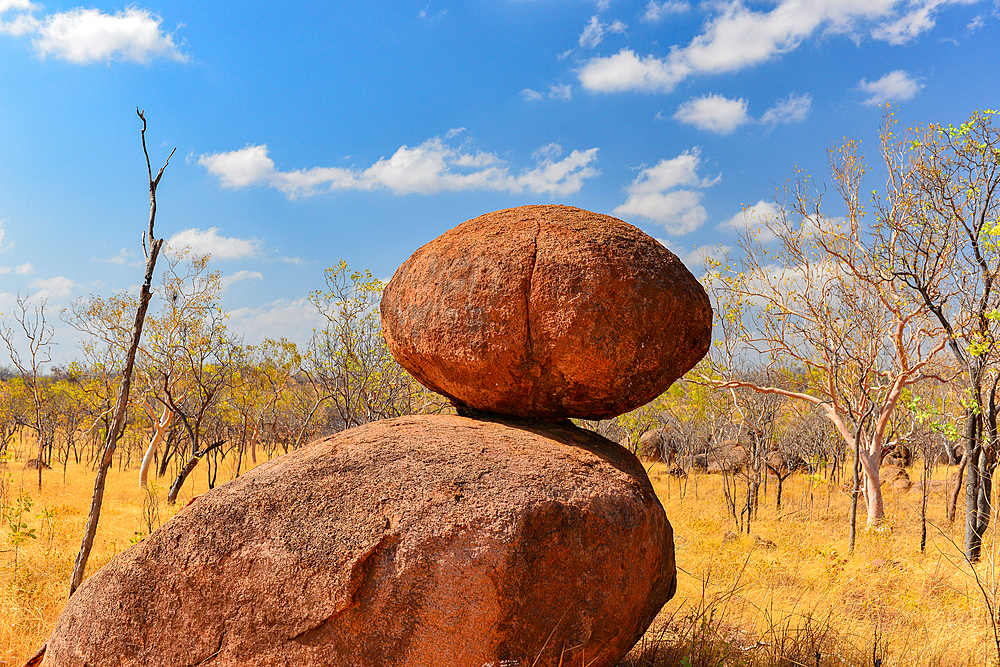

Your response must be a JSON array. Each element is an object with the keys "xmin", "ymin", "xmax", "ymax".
[
  {"xmin": 578, "ymin": 15, "xmax": 627, "ymax": 49},
  {"xmin": 673, "ymin": 243, "xmax": 733, "ymax": 274},
  {"xmin": 643, "ymin": 0, "xmax": 690, "ymax": 23},
  {"xmin": 221, "ymin": 270, "xmax": 263, "ymax": 289},
  {"xmin": 225, "ymin": 297, "xmax": 327, "ymax": 350},
  {"xmin": 167, "ymin": 228, "xmax": 264, "ymax": 260},
  {"xmin": 967, "ymin": 14, "xmax": 985, "ymax": 31},
  {"xmin": 858, "ymin": 70, "xmax": 923, "ymax": 105},
  {"xmin": 871, "ymin": 1, "xmax": 964, "ymax": 44},
  {"xmin": 16, "ymin": 262, "xmax": 34, "ymax": 275},
  {"xmin": 522, "ymin": 85, "xmax": 572, "ymax": 101},
  {"xmin": 613, "ymin": 148, "xmax": 720, "ymax": 235},
  {"xmin": 760, "ymin": 92, "xmax": 812, "ymax": 125},
  {"xmin": 0, "ymin": 0, "xmax": 38, "ymax": 36},
  {"xmin": 617, "ymin": 189, "xmax": 708, "ymax": 235},
  {"xmin": 92, "ymin": 248, "xmax": 133, "ymax": 265},
  {"xmin": 0, "ymin": 220, "xmax": 12, "ymax": 253},
  {"xmin": 673, "ymin": 94, "xmax": 749, "ymax": 134},
  {"xmin": 578, "ymin": 48, "xmax": 690, "ymax": 93},
  {"xmin": 197, "ymin": 145, "xmax": 276, "ymax": 189},
  {"xmin": 0, "ymin": 266, "xmax": 10, "ymax": 274},
  {"xmin": 548, "ymin": 84, "xmax": 572, "ymax": 100},
  {"xmin": 579, "ymin": 0, "xmax": 971, "ymax": 94},
  {"xmin": 29, "ymin": 275, "xmax": 76, "ymax": 299},
  {"xmin": 1, "ymin": 3, "xmax": 186, "ymax": 63},
  {"xmin": 199, "ymin": 135, "xmax": 600, "ymax": 198},
  {"xmin": 596, "ymin": 0, "xmax": 611, "ymax": 11},
  {"xmin": 718, "ymin": 200, "xmax": 782, "ymax": 242},
  {"xmin": 0, "ymin": 1, "xmax": 37, "ymax": 12},
  {"xmin": 35, "ymin": 8, "xmax": 186, "ymax": 64}
]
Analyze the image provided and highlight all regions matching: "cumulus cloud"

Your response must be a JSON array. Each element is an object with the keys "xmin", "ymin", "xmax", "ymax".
[
  {"xmin": 199, "ymin": 134, "xmax": 600, "ymax": 199},
  {"xmin": 613, "ymin": 148, "xmax": 720, "ymax": 235},
  {"xmin": 221, "ymin": 270, "xmax": 264, "ymax": 289},
  {"xmin": 578, "ymin": 15, "xmax": 627, "ymax": 48},
  {"xmin": 29, "ymin": 275, "xmax": 76, "ymax": 299},
  {"xmin": 761, "ymin": 92, "xmax": 812, "ymax": 125},
  {"xmin": 578, "ymin": 48, "xmax": 689, "ymax": 93},
  {"xmin": 225, "ymin": 298, "xmax": 327, "ymax": 350},
  {"xmin": 673, "ymin": 243, "xmax": 733, "ymax": 274},
  {"xmin": 16, "ymin": 262, "xmax": 34, "ymax": 275},
  {"xmin": 673, "ymin": 94, "xmax": 749, "ymax": 134},
  {"xmin": 35, "ymin": 8, "xmax": 185, "ymax": 63},
  {"xmin": 643, "ymin": 0, "xmax": 690, "ymax": 23},
  {"xmin": 718, "ymin": 200, "xmax": 782, "ymax": 242},
  {"xmin": 0, "ymin": 0, "xmax": 37, "ymax": 36},
  {"xmin": 858, "ymin": 70, "xmax": 923, "ymax": 105},
  {"xmin": 167, "ymin": 228, "xmax": 264, "ymax": 260},
  {"xmin": 1, "ymin": 3, "xmax": 186, "ymax": 63},
  {"xmin": 579, "ymin": 0, "xmax": 970, "ymax": 94}
]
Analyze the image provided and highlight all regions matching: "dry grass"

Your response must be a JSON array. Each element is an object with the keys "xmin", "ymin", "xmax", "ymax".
[
  {"xmin": 2, "ymin": 453, "xmax": 996, "ymax": 667},
  {"xmin": 1, "ymin": 453, "xmax": 218, "ymax": 665},
  {"xmin": 630, "ymin": 463, "xmax": 997, "ymax": 667}
]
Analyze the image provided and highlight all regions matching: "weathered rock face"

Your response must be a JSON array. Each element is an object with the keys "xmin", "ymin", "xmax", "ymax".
[
  {"xmin": 43, "ymin": 415, "xmax": 675, "ymax": 667},
  {"xmin": 381, "ymin": 205, "xmax": 712, "ymax": 420}
]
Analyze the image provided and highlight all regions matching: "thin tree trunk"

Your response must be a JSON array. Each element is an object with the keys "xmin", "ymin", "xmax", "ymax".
[
  {"xmin": 966, "ymin": 405, "xmax": 984, "ymax": 561},
  {"xmin": 848, "ymin": 409, "xmax": 873, "ymax": 555},
  {"xmin": 166, "ymin": 440, "xmax": 226, "ymax": 504},
  {"xmin": 848, "ymin": 434, "xmax": 860, "ymax": 554},
  {"xmin": 67, "ymin": 110, "xmax": 173, "ymax": 598},
  {"xmin": 948, "ymin": 453, "xmax": 967, "ymax": 523},
  {"xmin": 921, "ymin": 451, "xmax": 929, "ymax": 553}
]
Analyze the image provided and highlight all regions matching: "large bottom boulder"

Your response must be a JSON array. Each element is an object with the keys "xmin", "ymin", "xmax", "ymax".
[{"xmin": 43, "ymin": 414, "xmax": 675, "ymax": 667}]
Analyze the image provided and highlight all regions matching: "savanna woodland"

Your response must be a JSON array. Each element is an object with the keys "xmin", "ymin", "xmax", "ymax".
[{"xmin": 5, "ymin": 109, "xmax": 1000, "ymax": 666}]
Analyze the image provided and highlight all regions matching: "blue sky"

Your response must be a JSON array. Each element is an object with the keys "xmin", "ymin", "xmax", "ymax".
[{"xmin": 1, "ymin": 0, "xmax": 998, "ymax": 362}]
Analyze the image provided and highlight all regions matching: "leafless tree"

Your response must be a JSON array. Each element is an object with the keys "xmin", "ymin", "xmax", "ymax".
[{"xmin": 68, "ymin": 109, "xmax": 174, "ymax": 598}]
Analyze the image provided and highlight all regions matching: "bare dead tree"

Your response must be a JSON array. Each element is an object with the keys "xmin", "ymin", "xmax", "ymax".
[
  {"xmin": 68, "ymin": 109, "xmax": 175, "ymax": 598},
  {"xmin": 0, "ymin": 296, "xmax": 54, "ymax": 490}
]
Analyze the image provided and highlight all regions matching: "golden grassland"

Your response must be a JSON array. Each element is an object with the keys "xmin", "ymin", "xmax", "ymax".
[
  {"xmin": 1, "ymin": 451, "xmax": 996, "ymax": 667},
  {"xmin": 632, "ymin": 465, "xmax": 997, "ymax": 667}
]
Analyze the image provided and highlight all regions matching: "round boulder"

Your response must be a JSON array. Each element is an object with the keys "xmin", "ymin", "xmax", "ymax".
[
  {"xmin": 381, "ymin": 205, "xmax": 712, "ymax": 420},
  {"xmin": 43, "ymin": 415, "xmax": 675, "ymax": 667},
  {"xmin": 638, "ymin": 429, "xmax": 668, "ymax": 463}
]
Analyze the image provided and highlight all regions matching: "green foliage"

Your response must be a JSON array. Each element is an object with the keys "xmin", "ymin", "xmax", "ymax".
[
  {"xmin": 2, "ymin": 484, "xmax": 38, "ymax": 576},
  {"xmin": 306, "ymin": 260, "xmax": 417, "ymax": 428}
]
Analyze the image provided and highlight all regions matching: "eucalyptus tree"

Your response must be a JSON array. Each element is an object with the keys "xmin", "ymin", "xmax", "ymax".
[
  {"xmin": 878, "ymin": 109, "xmax": 1000, "ymax": 560},
  {"xmin": 707, "ymin": 139, "xmax": 949, "ymax": 548}
]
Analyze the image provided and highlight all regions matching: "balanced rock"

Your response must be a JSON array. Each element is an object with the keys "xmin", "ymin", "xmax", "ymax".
[
  {"xmin": 381, "ymin": 205, "xmax": 712, "ymax": 420},
  {"xmin": 43, "ymin": 415, "xmax": 675, "ymax": 667}
]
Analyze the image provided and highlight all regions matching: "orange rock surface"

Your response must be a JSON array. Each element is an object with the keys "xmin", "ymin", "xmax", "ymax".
[
  {"xmin": 381, "ymin": 205, "xmax": 712, "ymax": 419},
  {"xmin": 42, "ymin": 415, "xmax": 675, "ymax": 667}
]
